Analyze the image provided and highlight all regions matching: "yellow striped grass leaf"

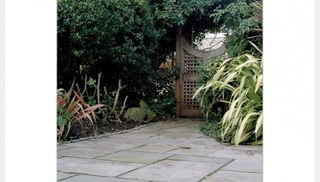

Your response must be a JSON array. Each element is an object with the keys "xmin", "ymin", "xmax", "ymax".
[
  {"xmin": 234, "ymin": 112, "xmax": 260, "ymax": 145},
  {"xmin": 255, "ymin": 75, "xmax": 263, "ymax": 93}
]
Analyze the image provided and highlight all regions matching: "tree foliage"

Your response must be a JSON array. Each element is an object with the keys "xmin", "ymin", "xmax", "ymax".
[{"xmin": 211, "ymin": 0, "xmax": 262, "ymax": 56}]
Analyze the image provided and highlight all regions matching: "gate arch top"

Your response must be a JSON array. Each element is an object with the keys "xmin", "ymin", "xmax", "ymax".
[
  {"xmin": 175, "ymin": 33, "xmax": 226, "ymax": 117},
  {"xmin": 180, "ymin": 34, "xmax": 226, "ymax": 59}
]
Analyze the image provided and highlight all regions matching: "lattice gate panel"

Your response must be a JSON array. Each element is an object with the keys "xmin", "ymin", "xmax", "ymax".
[
  {"xmin": 175, "ymin": 33, "xmax": 225, "ymax": 117},
  {"xmin": 183, "ymin": 50, "xmax": 202, "ymax": 74},
  {"xmin": 181, "ymin": 50, "xmax": 202, "ymax": 114},
  {"xmin": 182, "ymin": 81, "xmax": 200, "ymax": 109},
  {"xmin": 182, "ymin": 50, "xmax": 203, "ymax": 109}
]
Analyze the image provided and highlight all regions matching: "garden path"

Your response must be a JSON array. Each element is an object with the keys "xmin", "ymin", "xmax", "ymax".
[{"xmin": 57, "ymin": 119, "xmax": 262, "ymax": 182}]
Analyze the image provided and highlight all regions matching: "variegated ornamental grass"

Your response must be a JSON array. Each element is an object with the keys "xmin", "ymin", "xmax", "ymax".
[
  {"xmin": 57, "ymin": 81, "xmax": 105, "ymax": 141},
  {"xmin": 194, "ymin": 53, "xmax": 262, "ymax": 146}
]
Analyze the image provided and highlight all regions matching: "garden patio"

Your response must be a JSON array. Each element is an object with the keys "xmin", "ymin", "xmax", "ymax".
[
  {"xmin": 57, "ymin": 119, "xmax": 262, "ymax": 182},
  {"xmin": 57, "ymin": 0, "xmax": 263, "ymax": 181}
]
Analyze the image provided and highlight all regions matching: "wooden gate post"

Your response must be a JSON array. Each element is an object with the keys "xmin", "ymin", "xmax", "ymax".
[{"xmin": 175, "ymin": 29, "xmax": 182, "ymax": 117}]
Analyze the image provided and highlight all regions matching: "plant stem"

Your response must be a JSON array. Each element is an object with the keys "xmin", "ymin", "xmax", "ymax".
[
  {"xmin": 119, "ymin": 95, "xmax": 128, "ymax": 116},
  {"xmin": 97, "ymin": 72, "xmax": 102, "ymax": 104}
]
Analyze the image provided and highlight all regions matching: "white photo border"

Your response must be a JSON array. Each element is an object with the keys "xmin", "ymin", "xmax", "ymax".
[
  {"xmin": 315, "ymin": 0, "xmax": 320, "ymax": 181},
  {"xmin": 264, "ymin": 0, "xmax": 315, "ymax": 181},
  {"xmin": 4, "ymin": 0, "xmax": 57, "ymax": 181},
  {"xmin": 0, "ymin": 0, "xmax": 5, "ymax": 180},
  {"xmin": 2, "ymin": 0, "xmax": 319, "ymax": 182}
]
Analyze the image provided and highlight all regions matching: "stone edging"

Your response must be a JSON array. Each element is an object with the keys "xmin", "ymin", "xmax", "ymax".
[{"xmin": 57, "ymin": 121, "xmax": 164, "ymax": 145}]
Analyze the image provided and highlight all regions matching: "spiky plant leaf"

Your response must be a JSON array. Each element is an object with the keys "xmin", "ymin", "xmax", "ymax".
[{"xmin": 195, "ymin": 52, "xmax": 263, "ymax": 146}]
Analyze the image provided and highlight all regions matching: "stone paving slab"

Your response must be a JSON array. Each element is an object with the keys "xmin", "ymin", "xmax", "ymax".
[
  {"xmin": 58, "ymin": 147, "xmax": 115, "ymax": 159},
  {"xmin": 201, "ymin": 170, "xmax": 263, "ymax": 182},
  {"xmin": 129, "ymin": 144, "xmax": 179, "ymax": 153},
  {"xmin": 166, "ymin": 146, "xmax": 225, "ymax": 156},
  {"xmin": 96, "ymin": 150, "xmax": 173, "ymax": 164},
  {"xmin": 66, "ymin": 140, "xmax": 143, "ymax": 150},
  {"xmin": 185, "ymin": 137, "xmax": 227, "ymax": 149},
  {"xmin": 164, "ymin": 127, "xmax": 201, "ymax": 133},
  {"xmin": 58, "ymin": 157, "xmax": 145, "ymax": 177},
  {"xmin": 91, "ymin": 136, "xmax": 142, "ymax": 144},
  {"xmin": 207, "ymin": 146, "xmax": 263, "ymax": 160},
  {"xmin": 120, "ymin": 160, "xmax": 225, "ymax": 182},
  {"xmin": 167, "ymin": 154, "xmax": 233, "ymax": 164},
  {"xmin": 140, "ymin": 137, "xmax": 191, "ymax": 146},
  {"xmin": 229, "ymin": 145, "xmax": 263, "ymax": 151},
  {"xmin": 106, "ymin": 133, "xmax": 158, "ymax": 141},
  {"xmin": 152, "ymin": 132, "xmax": 204, "ymax": 140},
  {"xmin": 57, "ymin": 172, "xmax": 77, "ymax": 181},
  {"xmin": 131, "ymin": 122, "xmax": 184, "ymax": 132},
  {"xmin": 57, "ymin": 145, "xmax": 75, "ymax": 151},
  {"xmin": 60, "ymin": 175, "xmax": 149, "ymax": 182},
  {"xmin": 221, "ymin": 159, "xmax": 263, "ymax": 173}
]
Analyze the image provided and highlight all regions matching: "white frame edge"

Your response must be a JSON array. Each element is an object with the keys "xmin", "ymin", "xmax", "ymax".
[
  {"xmin": 316, "ymin": 0, "xmax": 320, "ymax": 181},
  {"xmin": 0, "ymin": 0, "xmax": 5, "ymax": 181}
]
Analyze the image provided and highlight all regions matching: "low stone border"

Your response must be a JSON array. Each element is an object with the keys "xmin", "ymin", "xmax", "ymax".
[{"xmin": 57, "ymin": 121, "xmax": 169, "ymax": 145}]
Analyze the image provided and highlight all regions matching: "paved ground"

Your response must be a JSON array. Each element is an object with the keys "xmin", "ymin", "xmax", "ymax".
[{"xmin": 57, "ymin": 119, "xmax": 263, "ymax": 182}]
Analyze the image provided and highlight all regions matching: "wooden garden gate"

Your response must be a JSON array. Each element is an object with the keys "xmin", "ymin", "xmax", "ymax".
[{"xmin": 175, "ymin": 32, "xmax": 226, "ymax": 117}]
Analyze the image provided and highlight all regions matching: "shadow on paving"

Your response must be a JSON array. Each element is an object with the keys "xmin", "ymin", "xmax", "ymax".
[{"xmin": 57, "ymin": 119, "xmax": 263, "ymax": 182}]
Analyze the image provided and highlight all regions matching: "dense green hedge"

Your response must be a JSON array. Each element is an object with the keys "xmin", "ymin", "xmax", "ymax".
[{"xmin": 58, "ymin": 0, "xmax": 165, "ymax": 104}]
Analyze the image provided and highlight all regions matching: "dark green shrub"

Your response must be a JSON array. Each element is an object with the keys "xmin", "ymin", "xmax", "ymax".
[
  {"xmin": 200, "ymin": 117, "xmax": 223, "ymax": 141},
  {"xmin": 149, "ymin": 91, "xmax": 176, "ymax": 117},
  {"xmin": 147, "ymin": 66, "xmax": 179, "ymax": 117},
  {"xmin": 58, "ymin": 0, "xmax": 165, "ymax": 105}
]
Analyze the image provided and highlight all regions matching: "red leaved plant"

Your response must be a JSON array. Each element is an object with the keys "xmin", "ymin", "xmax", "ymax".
[{"xmin": 57, "ymin": 81, "xmax": 104, "ymax": 141}]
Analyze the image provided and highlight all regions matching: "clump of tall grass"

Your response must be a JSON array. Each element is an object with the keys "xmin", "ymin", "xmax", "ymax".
[{"xmin": 194, "ymin": 51, "xmax": 262, "ymax": 146}]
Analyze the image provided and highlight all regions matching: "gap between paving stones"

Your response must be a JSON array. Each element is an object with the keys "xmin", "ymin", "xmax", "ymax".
[
  {"xmin": 58, "ymin": 157, "xmax": 146, "ymax": 177},
  {"xmin": 198, "ymin": 159, "xmax": 235, "ymax": 182},
  {"xmin": 58, "ymin": 144, "xmax": 147, "ymax": 160},
  {"xmin": 119, "ymin": 160, "xmax": 227, "ymax": 182},
  {"xmin": 91, "ymin": 144, "xmax": 147, "ymax": 160},
  {"xmin": 166, "ymin": 154, "xmax": 233, "ymax": 164},
  {"xmin": 64, "ymin": 175, "xmax": 158, "ymax": 182},
  {"xmin": 220, "ymin": 170, "xmax": 262, "ymax": 174},
  {"xmin": 115, "ymin": 154, "xmax": 175, "ymax": 177},
  {"xmin": 58, "ymin": 172, "xmax": 156, "ymax": 182},
  {"xmin": 57, "ymin": 172, "xmax": 78, "ymax": 181}
]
